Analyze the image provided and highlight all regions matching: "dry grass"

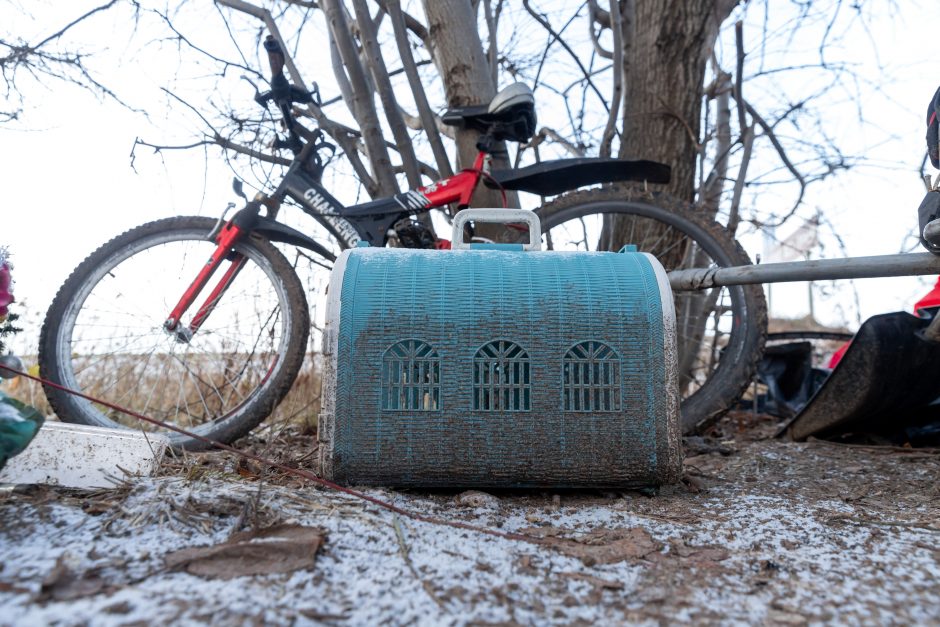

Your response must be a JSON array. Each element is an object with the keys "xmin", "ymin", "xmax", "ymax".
[{"xmin": 2, "ymin": 353, "xmax": 323, "ymax": 438}]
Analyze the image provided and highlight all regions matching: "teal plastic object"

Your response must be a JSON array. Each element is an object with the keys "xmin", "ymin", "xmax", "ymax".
[
  {"xmin": 319, "ymin": 247, "xmax": 680, "ymax": 488},
  {"xmin": 0, "ymin": 391, "xmax": 44, "ymax": 471}
]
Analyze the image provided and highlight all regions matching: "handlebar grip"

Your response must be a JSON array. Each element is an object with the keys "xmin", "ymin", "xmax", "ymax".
[{"xmin": 263, "ymin": 35, "xmax": 285, "ymax": 78}]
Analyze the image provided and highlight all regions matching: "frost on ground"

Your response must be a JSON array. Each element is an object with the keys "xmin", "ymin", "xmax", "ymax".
[{"xmin": 1, "ymin": 418, "xmax": 939, "ymax": 626}]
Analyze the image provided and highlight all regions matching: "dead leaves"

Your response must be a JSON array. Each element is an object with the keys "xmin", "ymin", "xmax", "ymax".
[
  {"xmin": 36, "ymin": 524, "xmax": 326, "ymax": 603},
  {"xmin": 523, "ymin": 526, "xmax": 660, "ymax": 565},
  {"xmin": 36, "ymin": 555, "xmax": 107, "ymax": 602},
  {"xmin": 520, "ymin": 525, "xmax": 730, "ymax": 570},
  {"xmin": 164, "ymin": 524, "xmax": 325, "ymax": 579}
]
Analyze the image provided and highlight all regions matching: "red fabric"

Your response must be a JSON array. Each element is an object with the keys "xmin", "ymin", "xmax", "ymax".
[
  {"xmin": 913, "ymin": 276, "xmax": 940, "ymax": 315},
  {"xmin": 830, "ymin": 275, "xmax": 940, "ymax": 369},
  {"xmin": 434, "ymin": 239, "xmax": 452, "ymax": 250},
  {"xmin": 828, "ymin": 341, "xmax": 850, "ymax": 369}
]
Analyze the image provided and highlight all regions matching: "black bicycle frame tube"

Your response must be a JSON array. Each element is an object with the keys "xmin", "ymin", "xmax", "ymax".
[{"xmin": 282, "ymin": 169, "xmax": 375, "ymax": 246}]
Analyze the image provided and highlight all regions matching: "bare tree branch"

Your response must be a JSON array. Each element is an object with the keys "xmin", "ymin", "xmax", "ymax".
[
  {"xmin": 745, "ymin": 101, "xmax": 806, "ymax": 219},
  {"xmin": 33, "ymin": 0, "xmax": 122, "ymax": 50},
  {"xmin": 587, "ymin": 0, "xmax": 613, "ymax": 60},
  {"xmin": 523, "ymin": 0, "xmax": 609, "ymax": 113},
  {"xmin": 701, "ymin": 71, "xmax": 732, "ymax": 211},
  {"xmin": 151, "ymin": 8, "xmax": 265, "ymax": 82},
  {"xmin": 727, "ymin": 124, "xmax": 754, "ymax": 233},
  {"xmin": 733, "ymin": 21, "xmax": 747, "ymax": 135},
  {"xmin": 373, "ymin": 0, "xmax": 431, "ymax": 49},
  {"xmin": 523, "ymin": 127, "xmax": 586, "ymax": 158},
  {"xmin": 352, "ymin": 0, "xmax": 422, "ymax": 189},
  {"xmin": 134, "ymin": 136, "xmax": 291, "ymax": 166},
  {"xmin": 321, "ymin": 0, "xmax": 398, "ymax": 196},
  {"xmin": 599, "ymin": 0, "xmax": 622, "ymax": 157},
  {"xmin": 482, "ymin": 0, "xmax": 498, "ymax": 87},
  {"xmin": 0, "ymin": 0, "xmax": 135, "ymax": 120},
  {"xmin": 328, "ymin": 25, "xmax": 356, "ymax": 108}
]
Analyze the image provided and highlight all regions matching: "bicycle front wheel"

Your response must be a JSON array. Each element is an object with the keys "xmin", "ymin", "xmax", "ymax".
[
  {"xmin": 39, "ymin": 216, "xmax": 309, "ymax": 450},
  {"xmin": 536, "ymin": 186, "xmax": 768, "ymax": 434}
]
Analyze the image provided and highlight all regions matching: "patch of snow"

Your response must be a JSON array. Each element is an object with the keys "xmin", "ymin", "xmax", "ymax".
[{"xmin": 2, "ymin": 442, "xmax": 939, "ymax": 625}]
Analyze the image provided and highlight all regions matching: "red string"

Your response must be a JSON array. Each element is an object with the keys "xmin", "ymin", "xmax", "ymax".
[{"xmin": 0, "ymin": 364, "xmax": 547, "ymax": 545}]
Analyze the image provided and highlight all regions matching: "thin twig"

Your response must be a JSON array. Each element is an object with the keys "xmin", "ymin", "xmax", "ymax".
[
  {"xmin": 132, "ymin": 136, "xmax": 286, "ymax": 167},
  {"xmin": 393, "ymin": 516, "xmax": 447, "ymax": 609},
  {"xmin": 522, "ymin": 0, "xmax": 608, "ymax": 113},
  {"xmin": 33, "ymin": 0, "xmax": 120, "ymax": 50},
  {"xmin": 745, "ymin": 101, "xmax": 806, "ymax": 225},
  {"xmin": 599, "ymin": 0, "xmax": 623, "ymax": 157}
]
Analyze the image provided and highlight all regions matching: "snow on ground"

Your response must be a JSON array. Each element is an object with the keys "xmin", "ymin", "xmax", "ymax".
[{"xmin": 1, "ymin": 436, "xmax": 939, "ymax": 625}]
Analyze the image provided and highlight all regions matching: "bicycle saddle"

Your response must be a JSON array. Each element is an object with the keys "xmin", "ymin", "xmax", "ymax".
[{"xmin": 442, "ymin": 82, "xmax": 537, "ymax": 143}]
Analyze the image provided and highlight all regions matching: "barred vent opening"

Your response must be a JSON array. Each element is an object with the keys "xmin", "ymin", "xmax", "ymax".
[
  {"xmin": 563, "ymin": 341, "xmax": 621, "ymax": 412},
  {"xmin": 473, "ymin": 340, "xmax": 531, "ymax": 411},
  {"xmin": 381, "ymin": 340, "xmax": 441, "ymax": 410}
]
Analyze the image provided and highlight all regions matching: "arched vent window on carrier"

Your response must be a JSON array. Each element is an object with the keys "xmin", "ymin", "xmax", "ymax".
[
  {"xmin": 473, "ymin": 340, "xmax": 531, "ymax": 411},
  {"xmin": 381, "ymin": 340, "xmax": 441, "ymax": 411},
  {"xmin": 563, "ymin": 341, "xmax": 622, "ymax": 412}
]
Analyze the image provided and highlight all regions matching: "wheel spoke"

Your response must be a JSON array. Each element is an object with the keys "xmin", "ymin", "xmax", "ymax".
[
  {"xmin": 39, "ymin": 217, "xmax": 311, "ymax": 449},
  {"xmin": 536, "ymin": 189, "xmax": 767, "ymax": 431}
]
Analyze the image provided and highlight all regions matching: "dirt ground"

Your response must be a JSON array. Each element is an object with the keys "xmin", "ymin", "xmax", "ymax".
[{"xmin": 1, "ymin": 412, "xmax": 939, "ymax": 625}]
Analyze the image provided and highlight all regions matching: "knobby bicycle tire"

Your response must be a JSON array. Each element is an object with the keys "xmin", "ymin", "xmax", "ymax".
[
  {"xmin": 535, "ymin": 185, "xmax": 768, "ymax": 434},
  {"xmin": 38, "ymin": 216, "xmax": 310, "ymax": 450}
]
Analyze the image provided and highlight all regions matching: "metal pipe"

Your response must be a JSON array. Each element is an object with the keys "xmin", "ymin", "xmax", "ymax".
[{"xmin": 669, "ymin": 252, "xmax": 940, "ymax": 291}]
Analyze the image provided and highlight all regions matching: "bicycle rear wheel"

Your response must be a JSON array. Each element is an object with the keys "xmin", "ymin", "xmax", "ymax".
[
  {"xmin": 535, "ymin": 186, "xmax": 768, "ymax": 434},
  {"xmin": 39, "ymin": 216, "xmax": 309, "ymax": 450}
]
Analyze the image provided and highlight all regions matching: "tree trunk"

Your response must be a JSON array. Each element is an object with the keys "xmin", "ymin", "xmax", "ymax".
[
  {"xmin": 610, "ymin": 0, "xmax": 739, "ymax": 397},
  {"xmin": 618, "ymin": 0, "xmax": 738, "ymax": 203},
  {"xmin": 421, "ymin": 0, "xmax": 494, "ymax": 169},
  {"xmin": 421, "ymin": 0, "xmax": 517, "ymax": 214}
]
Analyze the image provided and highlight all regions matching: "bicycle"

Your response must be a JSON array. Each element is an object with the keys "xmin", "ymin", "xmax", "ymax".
[{"xmin": 38, "ymin": 36, "xmax": 767, "ymax": 449}]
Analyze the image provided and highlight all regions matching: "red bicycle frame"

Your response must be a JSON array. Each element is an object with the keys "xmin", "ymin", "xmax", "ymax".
[
  {"xmin": 163, "ymin": 150, "xmax": 502, "ymax": 339},
  {"xmin": 416, "ymin": 151, "xmax": 506, "ymax": 209},
  {"xmin": 163, "ymin": 221, "xmax": 247, "ymax": 336}
]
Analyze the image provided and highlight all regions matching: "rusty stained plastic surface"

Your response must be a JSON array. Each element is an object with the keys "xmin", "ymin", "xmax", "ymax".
[{"xmin": 318, "ymin": 246, "xmax": 681, "ymax": 489}]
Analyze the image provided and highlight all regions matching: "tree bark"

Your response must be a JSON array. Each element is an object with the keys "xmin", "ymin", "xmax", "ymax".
[
  {"xmin": 618, "ymin": 0, "xmax": 739, "ymax": 203},
  {"xmin": 609, "ymin": 0, "xmax": 739, "ymax": 396},
  {"xmin": 421, "ymin": 0, "xmax": 493, "ymax": 168},
  {"xmin": 421, "ymin": 0, "xmax": 516, "ymax": 211},
  {"xmin": 351, "ymin": 0, "xmax": 422, "ymax": 189},
  {"xmin": 322, "ymin": 0, "xmax": 399, "ymax": 197}
]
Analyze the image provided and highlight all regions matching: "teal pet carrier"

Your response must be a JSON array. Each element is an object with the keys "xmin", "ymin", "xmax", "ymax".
[{"xmin": 318, "ymin": 210, "xmax": 681, "ymax": 488}]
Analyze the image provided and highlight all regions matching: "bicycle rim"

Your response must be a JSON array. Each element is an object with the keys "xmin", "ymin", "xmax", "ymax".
[
  {"xmin": 536, "ymin": 188, "xmax": 767, "ymax": 432},
  {"xmin": 42, "ymin": 219, "xmax": 304, "ymax": 445}
]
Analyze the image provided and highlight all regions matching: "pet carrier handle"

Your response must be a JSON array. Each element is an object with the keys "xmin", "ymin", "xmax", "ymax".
[{"xmin": 451, "ymin": 209, "xmax": 541, "ymax": 251}]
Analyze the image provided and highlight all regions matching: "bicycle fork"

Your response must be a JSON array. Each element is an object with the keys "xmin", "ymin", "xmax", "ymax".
[{"xmin": 163, "ymin": 218, "xmax": 248, "ymax": 343}]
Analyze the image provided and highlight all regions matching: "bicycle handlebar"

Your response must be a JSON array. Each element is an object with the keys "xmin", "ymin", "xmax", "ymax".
[
  {"xmin": 256, "ymin": 33, "xmax": 327, "ymax": 159},
  {"xmin": 257, "ymin": 34, "xmax": 314, "ymax": 111},
  {"xmin": 263, "ymin": 36, "xmax": 286, "ymax": 80}
]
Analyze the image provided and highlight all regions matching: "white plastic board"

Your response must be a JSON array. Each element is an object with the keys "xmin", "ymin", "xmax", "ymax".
[{"xmin": 0, "ymin": 421, "xmax": 169, "ymax": 489}]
